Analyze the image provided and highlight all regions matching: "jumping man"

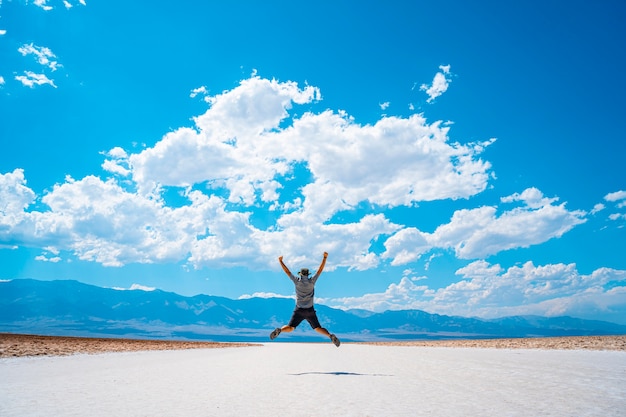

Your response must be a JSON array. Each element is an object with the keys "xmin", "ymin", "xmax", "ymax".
[{"xmin": 269, "ymin": 252, "xmax": 340, "ymax": 347}]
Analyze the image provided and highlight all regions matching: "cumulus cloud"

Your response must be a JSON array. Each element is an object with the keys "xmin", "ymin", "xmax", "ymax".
[
  {"xmin": 436, "ymin": 189, "xmax": 585, "ymax": 259},
  {"xmin": 18, "ymin": 43, "xmax": 60, "ymax": 71},
  {"xmin": 0, "ymin": 76, "xmax": 585, "ymax": 273},
  {"xmin": 605, "ymin": 190, "xmax": 626, "ymax": 208},
  {"xmin": 32, "ymin": 0, "xmax": 85, "ymax": 10},
  {"xmin": 500, "ymin": 187, "xmax": 557, "ymax": 208},
  {"xmin": 10, "ymin": 2, "xmax": 85, "ymax": 87},
  {"xmin": 112, "ymin": 283, "xmax": 156, "ymax": 291},
  {"xmin": 328, "ymin": 260, "xmax": 626, "ymax": 324},
  {"xmin": 35, "ymin": 254, "xmax": 62, "ymax": 262},
  {"xmin": 190, "ymin": 86, "xmax": 210, "ymax": 101},
  {"xmin": 102, "ymin": 147, "xmax": 131, "ymax": 176},
  {"xmin": 238, "ymin": 292, "xmax": 294, "ymax": 300},
  {"xmin": 382, "ymin": 187, "xmax": 586, "ymax": 264},
  {"xmin": 130, "ymin": 77, "xmax": 320, "ymax": 199},
  {"xmin": 420, "ymin": 65, "xmax": 452, "ymax": 103},
  {"xmin": 0, "ymin": 169, "xmax": 36, "ymax": 223},
  {"xmin": 33, "ymin": 0, "xmax": 53, "ymax": 11},
  {"xmin": 131, "ymin": 76, "xmax": 494, "ymax": 209},
  {"xmin": 591, "ymin": 203, "xmax": 605, "ymax": 215},
  {"xmin": 14, "ymin": 71, "xmax": 56, "ymax": 88},
  {"xmin": 38, "ymin": 175, "xmax": 203, "ymax": 266},
  {"xmin": 35, "ymin": 246, "xmax": 62, "ymax": 263},
  {"xmin": 603, "ymin": 190, "xmax": 626, "ymax": 224}
]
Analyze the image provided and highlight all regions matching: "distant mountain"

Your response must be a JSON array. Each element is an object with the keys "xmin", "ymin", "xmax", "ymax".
[{"xmin": 1, "ymin": 279, "xmax": 625, "ymax": 342}]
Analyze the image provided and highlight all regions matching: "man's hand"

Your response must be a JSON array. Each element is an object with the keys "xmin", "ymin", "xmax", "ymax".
[
  {"xmin": 278, "ymin": 256, "xmax": 283, "ymax": 262},
  {"xmin": 323, "ymin": 252, "xmax": 328, "ymax": 258}
]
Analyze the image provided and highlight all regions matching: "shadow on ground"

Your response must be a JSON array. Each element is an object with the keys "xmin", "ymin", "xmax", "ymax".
[{"xmin": 289, "ymin": 371, "xmax": 392, "ymax": 376}]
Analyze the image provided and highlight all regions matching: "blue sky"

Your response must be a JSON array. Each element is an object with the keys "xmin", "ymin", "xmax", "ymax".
[{"xmin": 1, "ymin": 1, "xmax": 626, "ymax": 324}]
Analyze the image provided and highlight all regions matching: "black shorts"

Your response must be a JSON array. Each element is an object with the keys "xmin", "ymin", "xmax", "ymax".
[{"xmin": 288, "ymin": 307, "xmax": 321, "ymax": 329}]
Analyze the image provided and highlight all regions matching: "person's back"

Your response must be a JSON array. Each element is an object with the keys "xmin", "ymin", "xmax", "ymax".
[
  {"xmin": 269, "ymin": 253, "xmax": 340, "ymax": 347},
  {"xmin": 288, "ymin": 268, "xmax": 320, "ymax": 308}
]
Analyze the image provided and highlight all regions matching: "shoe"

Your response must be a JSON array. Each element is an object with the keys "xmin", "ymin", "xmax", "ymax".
[
  {"xmin": 330, "ymin": 334, "xmax": 340, "ymax": 347},
  {"xmin": 270, "ymin": 328, "xmax": 281, "ymax": 340}
]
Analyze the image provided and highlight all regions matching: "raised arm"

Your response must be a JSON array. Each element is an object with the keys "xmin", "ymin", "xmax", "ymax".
[
  {"xmin": 278, "ymin": 256, "xmax": 292, "ymax": 277},
  {"xmin": 314, "ymin": 252, "xmax": 329, "ymax": 277}
]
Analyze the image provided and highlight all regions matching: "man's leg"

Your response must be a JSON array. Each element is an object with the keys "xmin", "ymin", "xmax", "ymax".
[
  {"xmin": 314, "ymin": 327, "xmax": 330, "ymax": 337},
  {"xmin": 305, "ymin": 309, "xmax": 340, "ymax": 347},
  {"xmin": 314, "ymin": 327, "xmax": 341, "ymax": 347},
  {"xmin": 270, "ymin": 309, "xmax": 304, "ymax": 340},
  {"xmin": 270, "ymin": 325, "xmax": 294, "ymax": 340}
]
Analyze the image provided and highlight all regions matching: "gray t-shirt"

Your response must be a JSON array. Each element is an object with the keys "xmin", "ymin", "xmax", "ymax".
[{"xmin": 288, "ymin": 272, "xmax": 320, "ymax": 309}]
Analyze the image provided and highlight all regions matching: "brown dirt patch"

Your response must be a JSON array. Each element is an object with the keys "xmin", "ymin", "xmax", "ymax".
[
  {"xmin": 0, "ymin": 333, "xmax": 257, "ymax": 358},
  {"xmin": 359, "ymin": 335, "xmax": 626, "ymax": 351}
]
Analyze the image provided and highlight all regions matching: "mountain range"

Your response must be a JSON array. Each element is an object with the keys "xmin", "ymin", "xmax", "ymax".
[{"xmin": 1, "ymin": 279, "xmax": 625, "ymax": 342}]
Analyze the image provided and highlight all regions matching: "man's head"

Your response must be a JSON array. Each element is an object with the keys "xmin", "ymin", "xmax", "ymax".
[{"xmin": 298, "ymin": 268, "xmax": 310, "ymax": 278}]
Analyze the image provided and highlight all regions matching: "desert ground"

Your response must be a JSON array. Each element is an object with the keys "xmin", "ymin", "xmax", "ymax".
[
  {"xmin": 0, "ymin": 333, "xmax": 255, "ymax": 358},
  {"xmin": 1, "ymin": 333, "xmax": 625, "ymax": 357},
  {"xmin": 362, "ymin": 334, "xmax": 626, "ymax": 350},
  {"xmin": 2, "ymin": 337, "xmax": 625, "ymax": 417}
]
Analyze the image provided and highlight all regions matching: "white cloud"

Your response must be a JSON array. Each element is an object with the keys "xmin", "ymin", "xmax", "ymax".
[
  {"xmin": 0, "ymin": 77, "xmax": 584, "ymax": 273},
  {"xmin": 38, "ymin": 175, "xmax": 199, "ymax": 267},
  {"xmin": 190, "ymin": 86, "xmax": 209, "ymax": 100},
  {"xmin": 330, "ymin": 275, "xmax": 431, "ymax": 312},
  {"xmin": 112, "ymin": 283, "xmax": 156, "ymax": 291},
  {"xmin": 131, "ymin": 76, "xmax": 494, "ymax": 212},
  {"xmin": 0, "ymin": 76, "xmax": 5, "ymax": 85},
  {"xmin": 33, "ymin": 0, "xmax": 53, "ymax": 11},
  {"xmin": 102, "ymin": 160, "xmax": 131, "ymax": 176},
  {"xmin": 382, "ymin": 228, "xmax": 430, "ymax": 266},
  {"xmin": 35, "ymin": 246, "xmax": 62, "ymax": 263},
  {"xmin": 379, "ymin": 101, "xmax": 390, "ymax": 110},
  {"xmin": 591, "ymin": 203, "xmax": 605, "ymax": 215},
  {"xmin": 105, "ymin": 147, "xmax": 128, "ymax": 159},
  {"xmin": 424, "ymin": 253, "xmax": 441, "ymax": 271},
  {"xmin": 0, "ymin": 30, "xmax": 6, "ymax": 36},
  {"xmin": 605, "ymin": 190, "xmax": 626, "ymax": 207},
  {"xmin": 0, "ymin": 167, "xmax": 397, "ymax": 271},
  {"xmin": 31, "ymin": 0, "xmax": 85, "ymax": 10},
  {"xmin": 44, "ymin": 246, "xmax": 60, "ymax": 255},
  {"xmin": 328, "ymin": 260, "xmax": 626, "ymax": 324},
  {"xmin": 129, "ymin": 283, "xmax": 155, "ymax": 291},
  {"xmin": 130, "ymin": 77, "xmax": 320, "ymax": 200},
  {"xmin": 18, "ymin": 43, "xmax": 60, "ymax": 71},
  {"xmin": 437, "ymin": 189, "xmax": 585, "ymax": 259},
  {"xmin": 500, "ymin": 187, "xmax": 557, "ymax": 209},
  {"xmin": 35, "ymin": 254, "xmax": 62, "ymax": 262},
  {"xmin": 420, "ymin": 65, "xmax": 452, "ymax": 103},
  {"xmin": 102, "ymin": 147, "xmax": 131, "ymax": 176},
  {"xmin": 238, "ymin": 292, "xmax": 294, "ymax": 300},
  {"xmin": 0, "ymin": 169, "xmax": 37, "ymax": 224},
  {"xmin": 383, "ymin": 187, "xmax": 586, "ymax": 263},
  {"xmin": 603, "ymin": 190, "xmax": 625, "ymax": 225},
  {"xmin": 15, "ymin": 71, "xmax": 56, "ymax": 88}
]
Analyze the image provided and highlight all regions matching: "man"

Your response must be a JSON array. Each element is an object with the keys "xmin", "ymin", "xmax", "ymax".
[{"xmin": 269, "ymin": 252, "xmax": 340, "ymax": 347}]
